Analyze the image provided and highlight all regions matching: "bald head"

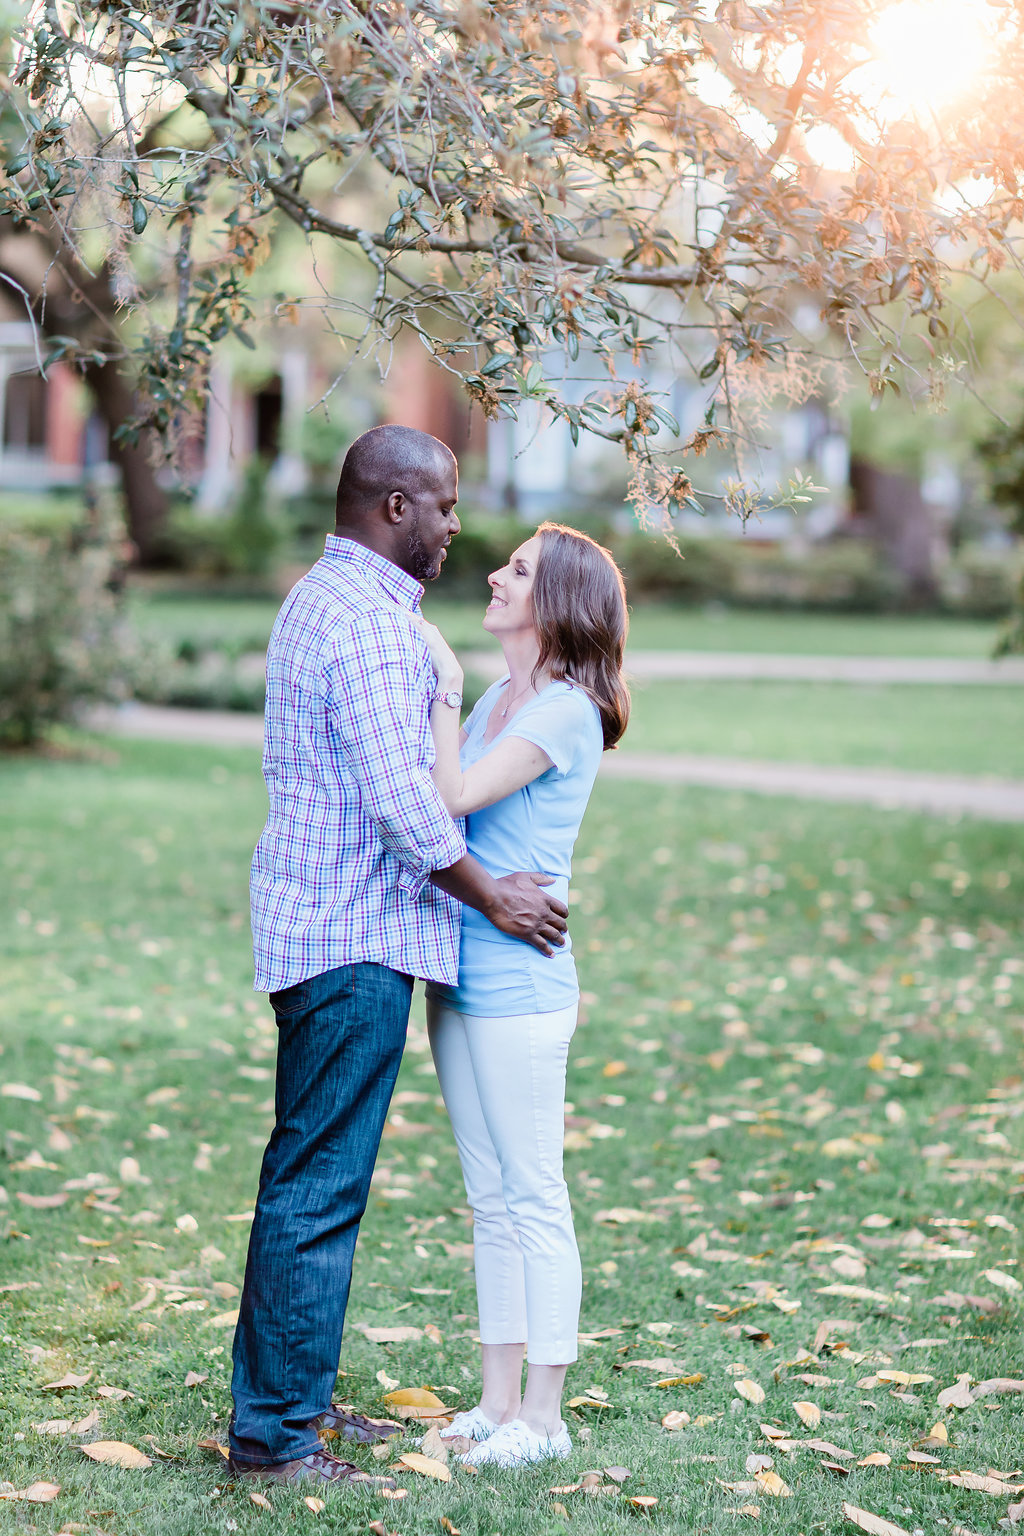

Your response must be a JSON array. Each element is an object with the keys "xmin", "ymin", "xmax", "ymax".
[
  {"xmin": 336, "ymin": 425, "xmax": 455, "ymax": 523},
  {"xmin": 335, "ymin": 424, "xmax": 460, "ymax": 582}
]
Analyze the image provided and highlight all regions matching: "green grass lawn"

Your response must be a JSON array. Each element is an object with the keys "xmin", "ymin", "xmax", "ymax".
[
  {"xmin": 128, "ymin": 585, "xmax": 1004, "ymax": 660},
  {"xmin": 625, "ymin": 680, "xmax": 1024, "ymax": 779},
  {"xmin": 1, "ymin": 737, "xmax": 1022, "ymax": 1536}
]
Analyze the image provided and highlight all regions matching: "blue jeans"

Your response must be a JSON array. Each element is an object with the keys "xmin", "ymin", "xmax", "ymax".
[{"xmin": 229, "ymin": 962, "xmax": 413, "ymax": 1465}]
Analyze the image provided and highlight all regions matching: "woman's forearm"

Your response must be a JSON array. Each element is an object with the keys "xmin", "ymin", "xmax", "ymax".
[{"xmin": 429, "ymin": 671, "xmax": 467, "ymax": 813}]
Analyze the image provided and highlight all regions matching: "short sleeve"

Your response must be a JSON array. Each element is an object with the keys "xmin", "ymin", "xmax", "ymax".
[{"xmin": 504, "ymin": 684, "xmax": 598, "ymax": 775}]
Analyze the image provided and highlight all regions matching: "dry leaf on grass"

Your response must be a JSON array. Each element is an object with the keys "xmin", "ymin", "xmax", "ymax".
[
  {"xmin": 605, "ymin": 1466, "xmax": 632, "ymax": 1483},
  {"xmin": 937, "ymin": 1375, "xmax": 974, "ymax": 1409},
  {"xmin": 906, "ymin": 1450, "xmax": 941, "ymax": 1465},
  {"xmin": 79, "ymin": 1441, "xmax": 152, "ymax": 1469},
  {"xmin": 927, "ymin": 1422, "xmax": 949, "ymax": 1444},
  {"xmin": 943, "ymin": 1472, "xmax": 1024, "ymax": 1495},
  {"xmin": 419, "ymin": 1424, "xmax": 450, "ymax": 1463},
  {"xmin": 971, "ymin": 1378, "xmax": 1024, "ymax": 1400},
  {"xmin": 382, "ymin": 1387, "xmax": 450, "ymax": 1419},
  {"xmin": 303, "ymin": 1496, "xmax": 325, "ymax": 1513},
  {"xmin": 1005, "ymin": 1498, "xmax": 1024, "ymax": 1525},
  {"xmin": 730, "ymin": 1505, "xmax": 761, "ymax": 1519},
  {"xmin": 793, "ymin": 1400, "xmax": 821, "ymax": 1428},
  {"xmin": 628, "ymin": 1495, "xmax": 658, "ymax": 1510},
  {"xmin": 183, "ymin": 1371, "xmax": 208, "ymax": 1388},
  {"xmin": 439, "ymin": 1519, "xmax": 461, "ymax": 1535},
  {"xmin": 982, "ymin": 1269, "xmax": 1021, "ymax": 1293},
  {"xmin": 876, "ymin": 1371, "xmax": 933, "ymax": 1387},
  {"xmin": 197, "ymin": 1438, "xmax": 229, "ymax": 1460},
  {"xmin": 394, "ymin": 1452, "xmax": 451, "ymax": 1482},
  {"xmin": 16, "ymin": 1191, "xmax": 69, "ymax": 1208},
  {"xmin": 661, "ymin": 1411, "xmax": 690, "ymax": 1430},
  {"xmin": 0, "ymin": 1480, "xmax": 61, "ymax": 1503},
  {"xmin": 32, "ymin": 1410, "xmax": 100, "ymax": 1437},
  {"xmin": 567, "ymin": 1395, "xmax": 614, "ymax": 1409},
  {"xmin": 843, "ymin": 1502, "xmax": 911, "ymax": 1536},
  {"xmin": 207, "ymin": 1310, "xmax": 239, "ymax": 1329},
  {"xmin": 359, "ymin": 1326, "xmax": 424, "ymax": 1344},
  {"xmin": 249, "ymin": 1491, "xmax": 272, "ymax": 1509},
  {"xmin": 735, "ymin": 1379, "xmax": 766, "ymax": 1405},
  {"xmin": 858, "ymin": 1453, "xmax": 892, "ymax": 1467},
  {"xmin": 755, "ymin": 1470, "xmax": 792, "ymax": 1497},
  {"xmin": 96, "ymin": 1386, "xmax": 133, "ymax": 1401},
  {"xmin": 42, "ymin": 1371, "xmax": 92, "ymax": 1391}
]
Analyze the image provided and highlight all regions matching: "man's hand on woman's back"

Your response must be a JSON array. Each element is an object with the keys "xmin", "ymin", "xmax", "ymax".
[{"xmin": 430, "ymin": 858, "xmax": 568, "ymax": 956}]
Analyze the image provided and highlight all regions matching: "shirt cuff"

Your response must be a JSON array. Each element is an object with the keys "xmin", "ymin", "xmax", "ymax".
[{"xmin": 398, "ymin": 825, "xmax": 467, "ymax": 902}]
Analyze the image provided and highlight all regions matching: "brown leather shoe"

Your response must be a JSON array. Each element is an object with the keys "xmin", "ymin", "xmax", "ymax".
[
  {"xmin": 228, "ymin": 1447, "xmax": 396, "ymax": 1490},
  {"xmin": 313, "ymin": 1403, "xmax": 403, "ymax": 1444}
]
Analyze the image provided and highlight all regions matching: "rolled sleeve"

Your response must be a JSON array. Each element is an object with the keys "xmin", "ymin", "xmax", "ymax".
[{"xmin": 325, "ymin": 614, "xmax": 466, "ymax": 895}]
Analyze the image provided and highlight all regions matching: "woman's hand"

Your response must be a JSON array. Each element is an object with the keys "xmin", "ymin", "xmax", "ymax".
[{"xmin": 415, "ymin": 615, "xmax": 464, "ymax": 691}]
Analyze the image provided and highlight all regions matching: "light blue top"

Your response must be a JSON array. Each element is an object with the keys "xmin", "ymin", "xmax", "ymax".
[{"xmin": 425, "ymin": 676, "xmax": 604, "ymax": 1017}]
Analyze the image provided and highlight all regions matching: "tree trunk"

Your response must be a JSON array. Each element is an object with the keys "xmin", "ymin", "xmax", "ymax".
[{"xmin": 84, "ymin": 357, "xmax": 170, "ymax": 566}]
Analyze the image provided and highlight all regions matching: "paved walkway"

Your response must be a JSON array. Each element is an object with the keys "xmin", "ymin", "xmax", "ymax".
[
  {"xmin": 87, "ymin": 703, "xmax": 1024, "ymax": 822},
  {"xmin": 463, "ymin": 649, "xmax": 1024, "ymax": 685}
]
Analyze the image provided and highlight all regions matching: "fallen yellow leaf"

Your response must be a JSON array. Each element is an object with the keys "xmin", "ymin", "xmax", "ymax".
[
  {"xmin": 303, "ymin": 1496, "xmax": 325, "ymax": 1513},
  {"xmin": 567, "ymin": 1395, "xmax": 613, "ymax": 1409},
  {"xmin": 735, "ymin": 1379, "xmax": 766, "ymax": 1405},
  {"xmin": 927, "ymin": 1422, "xmax": 948, "ymax": 1443},
  {"xmin": 629, "ymin": 1495, "xmax": 658, "ymax": 1510},
  {"xmin": 32, "ymin": 1410, "xmax": 99, "ymax": 1437},
  {"xmin": 876, "ymin": 1371, "xmax": 933, "ymax": 1387},
  {"xmin": 359, "ymin": 1326, "xmax": 424, "ymax": 1344},
  {"xmin": 79, "ymin": 1441, "xmax": 152, "ymax": 1469},
  {"xmin": 382, "ymin": 1387, "xmax": 450, "ymax": 1419},
  {"xmin": 207, "ymin": 1310, "xmax": 239, "ymax": 1329},
  {"xmin": 942, "ymin": 1472, "xmax": 1024, "ymax": 1495},
  {"xmin": 602, "ymin": 1061, "xmax": 627, "ymax": 1077},
  {"xmin": 394, "ymin": 1451, "xmax": 451, "ymax": 1483},
  {"xmin": 842, "ymin": 1501, "xmax": 911, "ymax": 1536},
  {"xmin": 857, "ymin": 1453, "xmax": 891, "ymax": 1467},
  {"xmin": 249, "ymin": 1491, "xmax": 272, "ymax": 1509},
  {"xmin": 936, "ymin": 1374, "xmax": 974, "ymax": 1409},
  {"xmin": 0, "ymin": 1480, "xmax": 61, "ymax": 1503},
  {"xmin": 42, "ymin": 1371, "xmax": 92, "ymax": 1392},
  {"xmin": 755, "ymin": 1470, "xmax": 791, "ymax": 1497},
  {"xmin": 793, "ymin": 1400, "xmax": 821, "ymax": 1428},
  {"xmin": 661, "ymin": 1410, "xmax": 690, "ymax": 1430}
]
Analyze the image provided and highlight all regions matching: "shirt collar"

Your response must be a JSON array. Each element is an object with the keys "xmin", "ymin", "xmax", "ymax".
[{"xmin": 324, "ymin": 535, "xmax": 424, "ymax": 612}]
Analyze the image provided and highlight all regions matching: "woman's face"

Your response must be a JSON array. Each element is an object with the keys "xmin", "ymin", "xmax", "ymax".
[{"xmin": 482, "ymin": 535, "xmax": 542, "ymax": 640}]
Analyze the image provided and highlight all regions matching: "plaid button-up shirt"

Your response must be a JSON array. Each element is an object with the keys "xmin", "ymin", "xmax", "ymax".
[{"xmin": 250, "ymin": 537, "xmax": 465, "ymax": 993}]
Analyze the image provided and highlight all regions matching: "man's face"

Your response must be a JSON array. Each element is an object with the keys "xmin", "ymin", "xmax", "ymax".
[{"xmin": 404, "ymin": 457, "xmax": 460, "ymax": 583}]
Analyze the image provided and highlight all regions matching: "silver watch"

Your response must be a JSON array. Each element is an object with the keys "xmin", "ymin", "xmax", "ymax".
[{"xmin": 431, "ymin": 688, "xmax": 463, "ymax": 708}]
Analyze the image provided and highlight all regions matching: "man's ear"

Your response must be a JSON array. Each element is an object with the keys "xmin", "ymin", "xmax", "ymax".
[{"xmin": 386, "ymin": 491, "xmax": 405, "ymax": 524}]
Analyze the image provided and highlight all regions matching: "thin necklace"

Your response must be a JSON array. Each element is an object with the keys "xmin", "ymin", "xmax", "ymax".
[{"xmin": 499, "ymin": 679, "xmax": 535, "ymax": 719}]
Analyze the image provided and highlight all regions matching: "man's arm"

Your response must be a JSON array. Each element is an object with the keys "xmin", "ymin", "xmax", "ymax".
[{"xmin": 430, "ymin": 854, "xmax": 568, "ymax": 957}]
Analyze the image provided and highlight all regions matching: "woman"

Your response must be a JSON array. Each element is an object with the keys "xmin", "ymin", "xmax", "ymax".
[{"xmin": 416, "ymin": 522, "xmax": 630, "ymax": 1469}]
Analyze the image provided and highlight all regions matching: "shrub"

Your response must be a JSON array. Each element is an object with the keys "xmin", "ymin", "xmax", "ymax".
[
  {"xmin": 154, "ymin": 457, "xmax": 283, "ymax": 581},
  {"xmin": 0, "ymin": 518, "xmax": 136, "ymax": 747}
]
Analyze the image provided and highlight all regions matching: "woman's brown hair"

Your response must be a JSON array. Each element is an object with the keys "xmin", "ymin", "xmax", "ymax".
[{"xmin": 531, "ymin": 522, "xmax": 630, "ymax": 750}]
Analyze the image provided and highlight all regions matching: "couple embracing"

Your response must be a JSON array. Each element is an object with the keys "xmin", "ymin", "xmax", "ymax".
[{"xmin": 227, "ymin": 425, "xmax": 630, "ymax": 1490}]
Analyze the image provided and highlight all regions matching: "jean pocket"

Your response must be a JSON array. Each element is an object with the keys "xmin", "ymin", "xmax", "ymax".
[{"xmin": 269, "ymin": 978, "xmax": 312, "ymax": 1018}]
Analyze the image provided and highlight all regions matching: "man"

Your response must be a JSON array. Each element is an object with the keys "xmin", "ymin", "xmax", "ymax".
[{"xmin": 228, "ymin": 425, "xmax": 568, "ymax": 1489}]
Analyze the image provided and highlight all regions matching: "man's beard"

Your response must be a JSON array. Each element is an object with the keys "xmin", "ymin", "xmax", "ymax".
[{"xmin": 407, "ymin": 516, "xmax": 442, "ymax": 582}]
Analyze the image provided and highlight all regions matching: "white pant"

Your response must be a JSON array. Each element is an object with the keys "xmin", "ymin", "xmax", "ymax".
[{"xmin": 426, "ymin": 998, "xmax": 581, "ymax": 1365}]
